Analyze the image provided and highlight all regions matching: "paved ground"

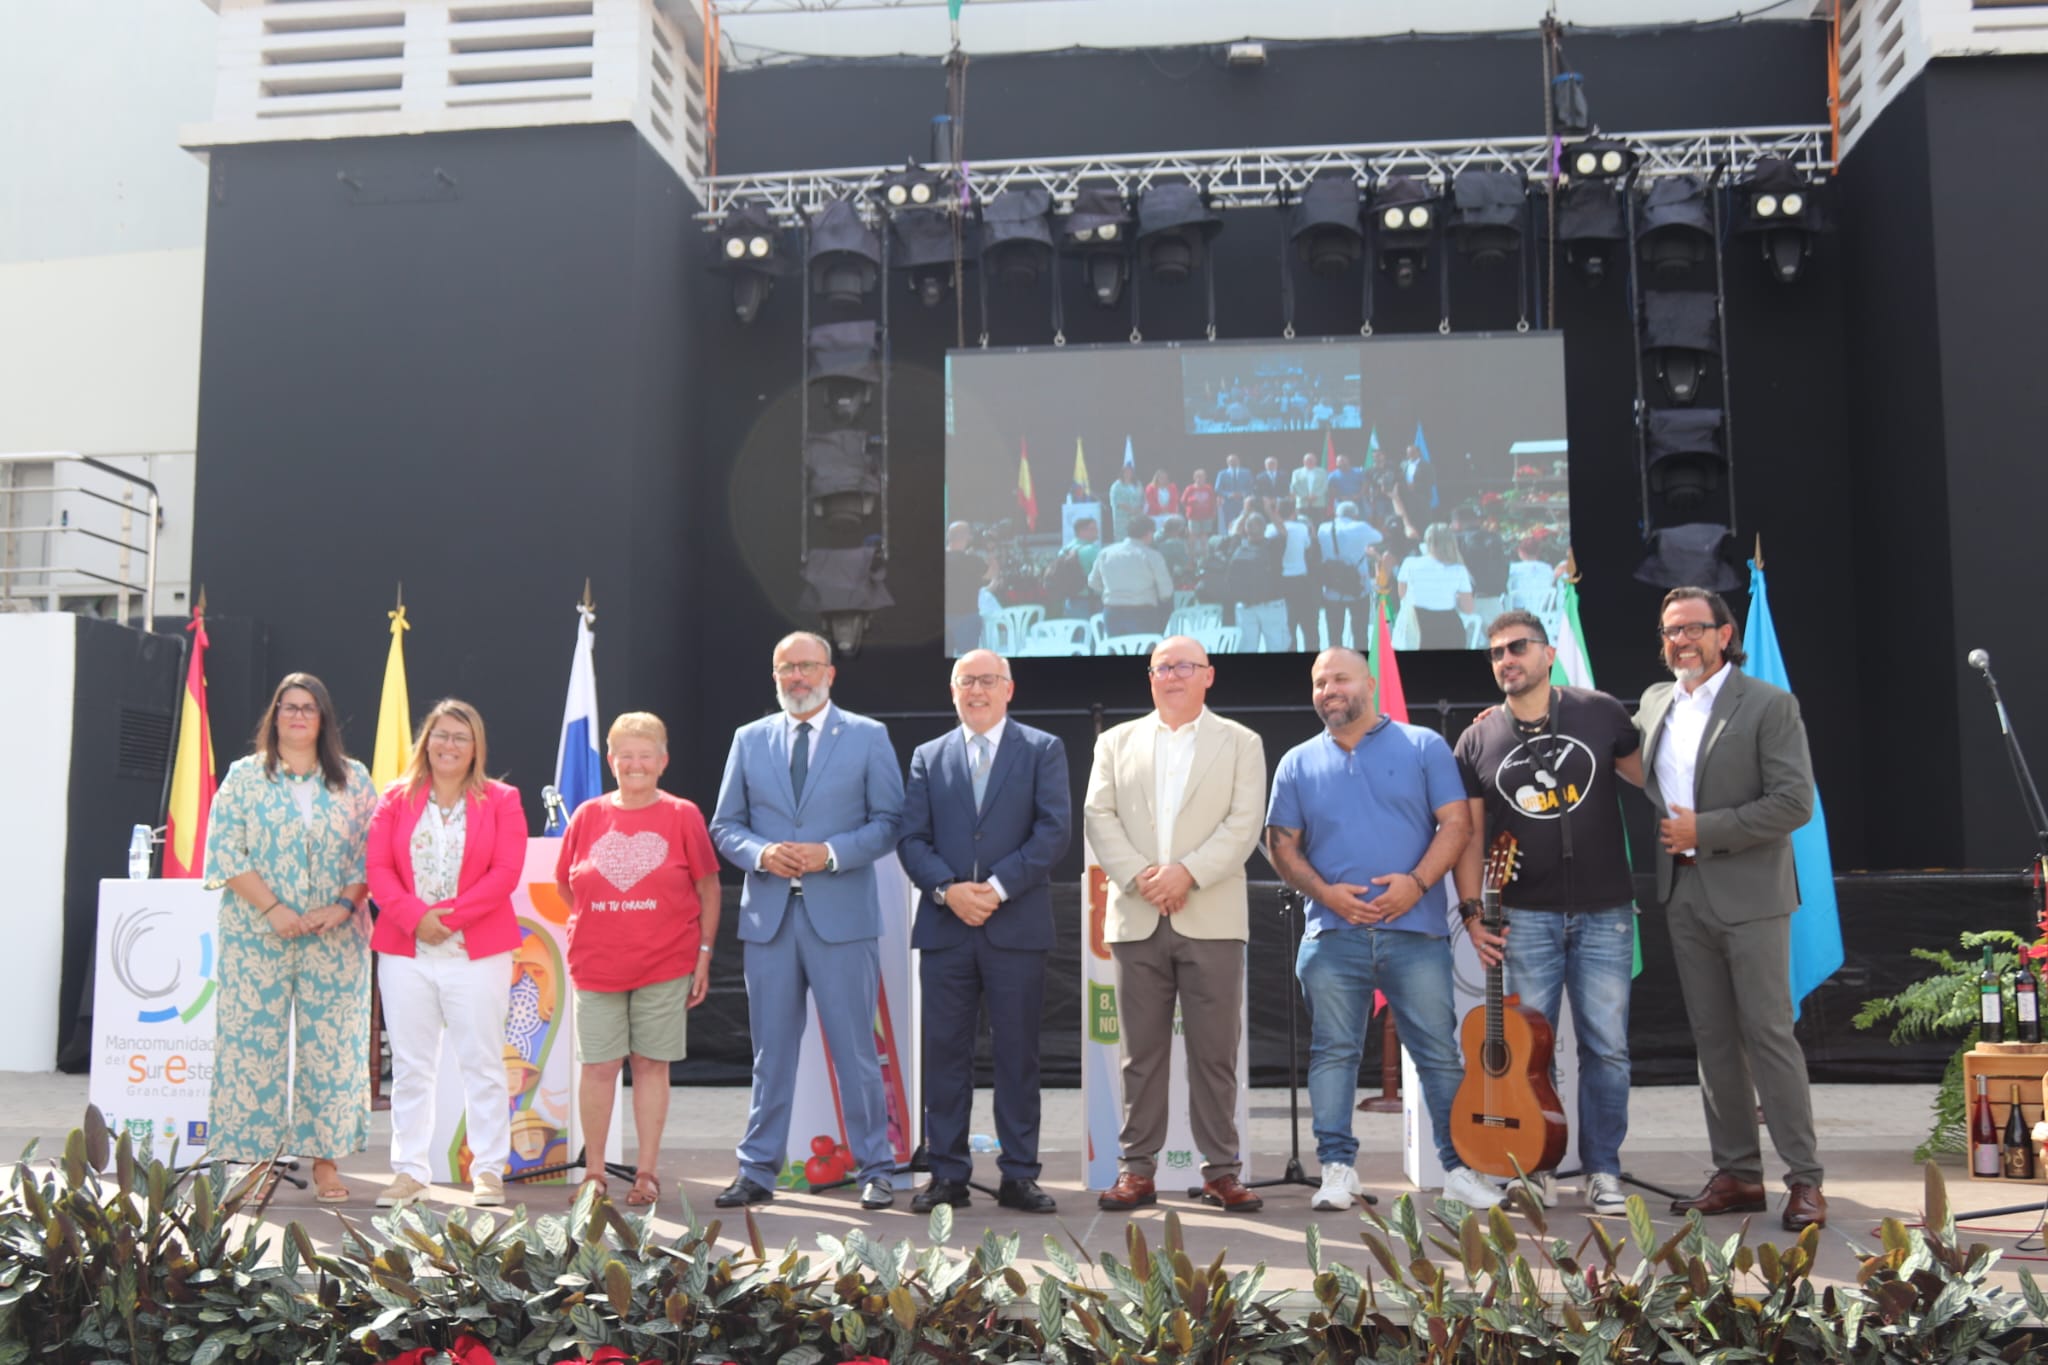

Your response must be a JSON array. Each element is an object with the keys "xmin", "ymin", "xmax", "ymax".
[{"xmin": 10, "ymin": 1074, "xmax": 2041, "ymax": 1311}]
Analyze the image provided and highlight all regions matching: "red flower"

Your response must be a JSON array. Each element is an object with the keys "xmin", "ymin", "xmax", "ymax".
[
  {"xmin": 450, "ymin": 1336, "xmax": 497, "ymax": 1365},
  {"xmin": 560, "ymin": 1349, "xmax": 640, "ymax": 1365},
  {"xmin": 389, "ymin": 1352, "xmax": 435, "ymax": 1365}
]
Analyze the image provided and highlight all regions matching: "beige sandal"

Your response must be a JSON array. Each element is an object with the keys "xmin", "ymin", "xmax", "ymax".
[{"xmin": 626, "ymin": 1170, "xmax": 661, "ymax": 1207}]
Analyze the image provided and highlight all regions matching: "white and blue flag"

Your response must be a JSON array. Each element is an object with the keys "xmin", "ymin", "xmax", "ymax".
[{"xmin": 554, "ymin": 599, "xmax": 602, "ymax": 823}]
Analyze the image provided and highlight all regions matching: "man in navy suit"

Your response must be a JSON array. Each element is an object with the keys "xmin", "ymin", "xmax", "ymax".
[
  {"xmin": 898, "ymin": 649, "xmax": 1072, "ymax": 1213},
  {"xmin": 710, "ymin": 631, "xmax": 906, "ymax": 1210}
]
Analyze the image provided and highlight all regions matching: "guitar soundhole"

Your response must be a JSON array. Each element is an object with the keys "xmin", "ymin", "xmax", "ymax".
[{"xmin": 1482, "ymin": 1040, "xmax": 1510, "ymax": 1076}]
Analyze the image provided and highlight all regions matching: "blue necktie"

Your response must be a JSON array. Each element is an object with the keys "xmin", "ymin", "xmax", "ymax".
[
  {"xmin": 791, "ymin": 721, "xmax": 811, "ymax": 801},
  {"xmin": 970, "ymin": 733, "xmax": 992, "ymax": 810}
]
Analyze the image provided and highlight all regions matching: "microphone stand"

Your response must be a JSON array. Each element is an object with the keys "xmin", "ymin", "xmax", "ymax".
[{"xmin": 1956, "ymin": 653, "xmax": 2048, "ymax": 1223}]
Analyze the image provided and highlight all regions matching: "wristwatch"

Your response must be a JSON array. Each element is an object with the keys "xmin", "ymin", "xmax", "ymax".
[{"xmin": 934, "ymin": 881, "xmax": 954, "ymax": 906}]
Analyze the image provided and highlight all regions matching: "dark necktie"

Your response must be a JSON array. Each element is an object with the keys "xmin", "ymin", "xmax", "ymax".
[{"xmin": 790, "ymin": 720, "xmax": 812, "ymax": 801}]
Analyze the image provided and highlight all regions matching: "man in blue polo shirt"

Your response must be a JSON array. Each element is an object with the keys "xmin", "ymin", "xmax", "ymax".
[{"xmin": 1265, "ymin": 647, "xmax": 1492, "ymax": 1211}]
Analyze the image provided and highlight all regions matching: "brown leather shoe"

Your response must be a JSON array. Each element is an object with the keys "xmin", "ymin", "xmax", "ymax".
[
  {"xmin": 1781, "ymin": 1182, "xmax": 1828, "ymax": 1231},
  {"xmin": 1097, "ymin": 1172, "xmax": 1157, "ymax": 1211},
  {"xmin": 1199, "ymin": 1173, "xmax": 1264, "ymax": 1213},
  {"xmin": 1669, "ymin": 1170, "xmax": 1766, "ymax": 1216}
]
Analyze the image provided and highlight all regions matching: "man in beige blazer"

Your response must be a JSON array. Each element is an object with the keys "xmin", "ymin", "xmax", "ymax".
[
  {"xmin": 1637, "ymin": 587, "xmax": 1824, "ymax": 1231},
  {"xmin": 1084, "ymin": 636, "xmax": 1268, "ymax": 1212}
]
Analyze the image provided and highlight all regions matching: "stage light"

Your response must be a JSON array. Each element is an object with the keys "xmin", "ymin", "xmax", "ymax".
[
  {"xmin": 807, "ymin": 321, "xmax": 879, "ymax": 423},
  {"xmin": 1449, "ymin": 169, "xmax": 1526, "ymax": 267},
  {"xmin": 1060, "ymin": 186, "xmax": 1132, "ymax": 306},
  {"xmin": 1135, "ymin": 182, "xmax": 1222, "ymax": 285},
  {"xmin": 1556, "ymin": 179, "xmax": 1626, "ymax": 282},
  {"xmin": 1636, "ymin": 174, "xmax": 1714, "ymax": 277},
  {"xmin": 1634, "ymin": 521, "xmax": 1742, "ymax": 591},
  {"xmin": 806, "ymin": 197, "xmax": 880, "ymax": 305},
  {"xmin": 881, "ymin": 165, "xmax": 959, "ymax": 307},
  {"xmin": 980, "ymin": 185, "xmax": 1055, "ymax": 288},
  {"xmin": 805, "ymin": 430, "xmax": 880, "ymax": 526},
  {"xmin": 1645, "ymin": 407, "xmax": 1725, "ymax": 515},
  {"xmin": 1368, "ymin": 175, "xmax": 1438, "ymax": 288},
  {"xmin": 1562, "ymin": 139, "xmax": 1634, "ymax": 182},
  {"xmin": 1643, "ymin": 291, "xmax": 1718, "ymax": 405},
  {"xmin": 711, "ymin": 202, "xmax": 786, "ymax": 324},
  {"xmin": 800, "ymin": 544, "xmax": 895, "ymax": 658},
  {"xmin": 1736, "ymin": 157, "xmax": 1823, "ymax": 284},
  {"xmin": 1289, "ymin": 171, "xmax": 1363, "ymax": 278}
]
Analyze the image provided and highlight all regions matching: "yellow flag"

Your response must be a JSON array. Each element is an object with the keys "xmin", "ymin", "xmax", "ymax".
[
  {"xmin": 371, "ymin": 602, "xmax": 412, "ymax": 790},
  {"xmin": 1071, "ymin": 437, "xmax": 1089, "ymax": 498}
]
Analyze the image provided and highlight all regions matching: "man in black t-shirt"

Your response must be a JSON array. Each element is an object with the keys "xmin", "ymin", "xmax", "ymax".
[{"xmin": 1451, "ymin": 610, "xmax": 1644, "ymax": 1216}]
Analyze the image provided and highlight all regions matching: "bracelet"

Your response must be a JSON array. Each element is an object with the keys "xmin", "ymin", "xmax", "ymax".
[
  {"xmin": 1406, "ymin": 870, "xmax": 1430, "ymax": 892},
  {"xmin": 260, "ymin": 901, "xmax": 282, "ymax": 914},
  {"xmin": 1457, "ymin": 898, "xmax": 1483, "ymax": 922}
]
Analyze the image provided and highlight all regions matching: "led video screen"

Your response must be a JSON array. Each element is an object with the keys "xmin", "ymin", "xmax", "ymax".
[{"xmin": 942, "ymin": 333, "xmax": 1572, "ymax": 658}]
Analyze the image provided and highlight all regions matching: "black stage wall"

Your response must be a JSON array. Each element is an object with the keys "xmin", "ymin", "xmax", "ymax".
[{"xmin": 191, "ymin": 126, "xmax": 701, "ymax": 818}]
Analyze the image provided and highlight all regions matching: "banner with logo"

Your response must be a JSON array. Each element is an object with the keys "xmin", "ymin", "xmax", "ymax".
[
  {"xmin": 1081, "ymin": 850, "xmax": 1252, "ymax": 1191},
  {"xmin": 429, "ymin": 837, "xmax": 584, "ymax": 1183},
  {"xmin": 90, "ymin": 879, "xmax": 221, "ymax": 1162},
  {"xmin": 1403, "ymin": 917, "xmax": 1581, "ymax": 1188},
  {"xmin": 779, "ymin": 852, "xmax": 919, "ymax": 1190}
]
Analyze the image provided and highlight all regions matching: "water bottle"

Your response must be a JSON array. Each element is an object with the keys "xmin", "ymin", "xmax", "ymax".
[
  {"xmin": 968, "ymin": 1134, "xmax": 1000, "ymax": 1154},
  {"xmin": 128, "ymin": 825, "xmax": 153, "ymax": 880}
]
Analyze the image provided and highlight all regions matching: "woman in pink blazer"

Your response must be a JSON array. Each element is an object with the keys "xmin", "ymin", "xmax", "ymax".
[{"xmin": 366, "ymin": 698, "xmax": 526, "ymax": 1209}]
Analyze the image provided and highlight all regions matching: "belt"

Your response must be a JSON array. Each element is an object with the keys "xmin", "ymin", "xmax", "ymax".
[{"xmin": 1671, "ymin": 852, "xmax": 1698, "ymax": 867}]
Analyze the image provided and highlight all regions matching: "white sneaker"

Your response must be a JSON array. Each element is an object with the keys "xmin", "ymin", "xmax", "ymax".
[
  {"xmin": 1588, "ymin": 1173, "xmax": 1627, "ymax": 1215},
  {"xmin": 1312, "ymin": 1161, "xmax": 1358, "ymax": 1211},
  {"xmin": 376, "ymin": 1173, "xmax": 428, "ymax": 1208},
  {"xmin": 1516, "ymin": 1170, "xmax": 1557, "ymax": 1208},
  {"xmin": 1441, "ymin": 1165, "xmax": 1504, "ymax": 1210},
  {"xmin": 472, "ymin": 1170, "xmax": 505, "ymax": 1207}
]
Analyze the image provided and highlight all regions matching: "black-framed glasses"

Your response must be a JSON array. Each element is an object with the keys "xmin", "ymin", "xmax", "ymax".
[
  {"xmin": 1148, "ymin": 661, "xmax": 1208, "ymax": 679},
  {"xmin": 277, "ymin": 703, "xmax": 319, "ymax": 718},
  {"xmin": 1658, "ymin": 621, "xmax": 1718, "ymax": 642},
  {"xmin": 1487, "ymin": 638, "xmax": 1544, "ymax": 662}
]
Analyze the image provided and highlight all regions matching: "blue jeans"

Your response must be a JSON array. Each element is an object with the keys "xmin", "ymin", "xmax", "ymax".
[
  {"xmin": 1297, "ymin": 926, "xmax": 1464, "ymax": 1170},
  {"xmin": 1504, "ymin": 905, "xmax": 1635, "ymax": 1176}
]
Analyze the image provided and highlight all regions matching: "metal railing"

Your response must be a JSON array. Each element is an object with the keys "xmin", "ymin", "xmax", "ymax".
[{"xmin": 0, "ymin": 452, "xmax": 160, "ymax": 625}]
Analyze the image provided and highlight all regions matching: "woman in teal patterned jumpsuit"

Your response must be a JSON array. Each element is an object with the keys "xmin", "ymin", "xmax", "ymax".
[{"xmin": 203, "ymin": 672, "xmax": 377, "ymax": 1201}]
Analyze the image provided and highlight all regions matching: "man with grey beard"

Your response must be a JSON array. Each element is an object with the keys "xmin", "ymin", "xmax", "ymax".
[
  {"xmin": 1634, "ymin": 587, "xmax": 1824, "ymax": 1232},
  {"xmin": 710, "ymin": 631, "xmax": 905, "ymax": 1211}
]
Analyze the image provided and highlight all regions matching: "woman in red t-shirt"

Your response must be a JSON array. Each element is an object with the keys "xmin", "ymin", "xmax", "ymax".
[{"xmin": 554, "ymin": 712, "xmax": 720, "ymax": 1207}]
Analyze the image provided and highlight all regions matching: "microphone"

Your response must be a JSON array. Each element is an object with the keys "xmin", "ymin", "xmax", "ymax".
[
  {"xmin": 1969, "ymin": 649, "xmax": 1991, "ymax": 673},
  {"xmin": 541, "ymin": 784, "xmax": 569, "ymax": 830}
]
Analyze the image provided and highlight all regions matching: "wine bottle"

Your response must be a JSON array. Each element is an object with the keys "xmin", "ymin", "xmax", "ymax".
[
  {"xmin": 2020, "ymin": 960, "xmax": 2042, "ymax": 1044},
  {"xmin": 1975, "ymin": 1075, "xmax": 2002, "ymax": 1176},
  {"xmin": 2004, "ymin": 1083, "xmax": 2035, "ymax": 1180},
  {"xmin": 1982, "ymin": 946, "xmax": 2006, "ymax": 1044}
]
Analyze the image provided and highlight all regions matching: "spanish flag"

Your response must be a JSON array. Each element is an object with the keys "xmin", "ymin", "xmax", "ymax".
[
  {"xmin": 162, "ymin": 592, "xmax": 215, "ymax": 878},
  {"xmin": 370, "ymin": 594, "xmax": 412, "ymax": 791},
  {"xmin": 1016, "ymin": 440, "xmax": 1038, "ymax": 532}
]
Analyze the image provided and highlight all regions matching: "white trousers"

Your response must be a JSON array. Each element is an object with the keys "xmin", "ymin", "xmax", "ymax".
[
  {"xmin": 378, "ymin": 950, "xmax": 514, "ymax": 1181},
  {"xmin": 1236, "ymin": 599, "xmax": 1288, "ymax": 652}
]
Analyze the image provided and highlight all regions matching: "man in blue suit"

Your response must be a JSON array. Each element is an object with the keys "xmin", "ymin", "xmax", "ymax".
[
  {"xmin": 710, "ymin": 631, "xmax": 906, "ymax": 1209},
  {"xmin": 898, "ymin": 649, "xmax": 1072, "ymax": 1213}
]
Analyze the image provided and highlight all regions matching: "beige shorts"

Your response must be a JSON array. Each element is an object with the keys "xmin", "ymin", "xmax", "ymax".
[{"xmin": 574, "ymin": 975, "xmax": 691, "ymax": 1064}]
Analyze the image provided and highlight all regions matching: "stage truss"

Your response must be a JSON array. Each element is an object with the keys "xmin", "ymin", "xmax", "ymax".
[{"xmin": 698, "ymin": 126, "xmax": 1833, "ymax": 225}]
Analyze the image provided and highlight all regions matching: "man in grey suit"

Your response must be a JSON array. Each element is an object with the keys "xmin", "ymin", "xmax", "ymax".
[
  {"xmin": 710, "ymin": 631, "xmax": 906, "ymax": 1211},
  {"xmin": 1636, "ymin": 587, "xmax": 1825, "ymax": 1231}
]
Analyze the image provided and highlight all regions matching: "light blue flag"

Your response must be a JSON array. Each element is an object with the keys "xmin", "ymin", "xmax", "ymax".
[
  {"xmin": 1743, "ymin": 559, "xmax": 1844, "ymax": 1020},
  {"xmin": 554, "ymin": 599, "xmax": 603, "ymax": 826}
]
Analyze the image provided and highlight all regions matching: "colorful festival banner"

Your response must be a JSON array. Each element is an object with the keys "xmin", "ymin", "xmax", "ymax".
[{"xmin": 89, "ymin": 879, "xmax": 222, "ymax": 1163}]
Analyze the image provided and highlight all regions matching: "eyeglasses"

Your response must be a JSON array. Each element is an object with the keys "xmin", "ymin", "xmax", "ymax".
[
  {"xmin": 1658, "ymin": 621, "xmax": 1719, "ymax": 642},
  {"xmin": 277, "ymin": 703, "xmax": 318, "ymax": 718},
  {"xmin": 952, "ymin": 674, "xmax": 1009, "ymax": 691},
  {"xmin": 1487, "ymin": 638, "xmax": 1544, "ymax": 662},
  {"xmin": 428, "ymin": 730, "xmax": 474, "ymax": 747},
  {"xmin": 1148, "ymin": 661, "xmax": 1208, "ymax": 679},
  {"xmin": 773, "ymin": 661, "xmax": 828, "ymax": 679}
]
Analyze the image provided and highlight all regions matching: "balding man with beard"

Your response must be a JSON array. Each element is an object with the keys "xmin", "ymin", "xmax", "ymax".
[{"xmin": 1265, "ymin": 648, "xmax": 1491, "ymax": 1212}]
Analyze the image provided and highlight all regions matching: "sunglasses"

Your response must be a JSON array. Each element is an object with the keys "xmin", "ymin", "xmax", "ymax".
[{"xmin": 1487, "ymin": 638, "xmax": 1545, "ymax": 662}]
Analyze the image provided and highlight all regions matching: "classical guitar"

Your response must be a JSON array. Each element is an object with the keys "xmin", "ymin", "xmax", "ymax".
[{"xmin": 1449, "ymin": 832, "xmax": 1569, "ymax": 1180}]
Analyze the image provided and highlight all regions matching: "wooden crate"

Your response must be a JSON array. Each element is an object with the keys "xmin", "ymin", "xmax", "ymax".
[{"xmin": 1963, "ymin": 1046, "xmax": 2048, "ymax": 1184}]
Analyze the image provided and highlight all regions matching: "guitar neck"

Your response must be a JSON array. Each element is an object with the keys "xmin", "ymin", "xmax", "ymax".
[{"xmin": 1482, "ymin": 886, "xmax": 1504, "ymax": 1047}]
